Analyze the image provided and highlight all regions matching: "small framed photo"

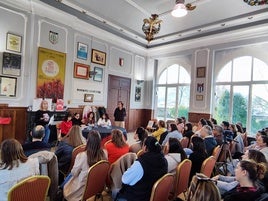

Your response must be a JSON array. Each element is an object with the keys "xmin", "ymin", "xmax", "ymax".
[
  {"xmin": 91, "ymin": 49, "xmax": 106, "ymax": 66},
  {"xmin": 6, "ymin": 33, "xmax": 22, "ymax": 53},
  {"xmin": 196, "ymin": 67, "xmax": 206, "ymax": 78},
  {"xmin": 0, "ymin": 76, "xmax": 17, "ymax": 97},
  {"xmin": 84, "ymin": 94, "xmax": 94, "ymax": 102},
  {"xmin": 196, "ymin": 95, "xmax": 203, "ymax": 101},
  {"xmin": 77, "ymin": 42, "xmax": 88, "ymax": 60},
  {"xmin": 2, "ymin": 52, "xmax": 21, "ymax": 76},
  {"xmin": 73, "ymin": 62, "xmax": 89, "ymax": 79},
  {"xmin": 93, "ymin": 67, "xmax": 103, "ymax": 82}
]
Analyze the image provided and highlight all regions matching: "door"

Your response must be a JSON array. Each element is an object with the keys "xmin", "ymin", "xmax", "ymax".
[{"xmin": 107, "ymin": 75, "xmax": 131, "ymax": 130}]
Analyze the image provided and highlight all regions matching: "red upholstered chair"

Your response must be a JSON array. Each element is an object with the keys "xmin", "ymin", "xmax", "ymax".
[
  {"xmin": 170, "ymin": 159, "xmax": 192, "ymax": 200},
  {"xmin": 200, "ymin": 156, "xmax": 216, "ymax": 178},
  {"xmin": 149, "ymin": 173, "xmax": 174, "ymax": 201},
  {"xmin": 81, "ymin": 160, "xmax": 110, "ymax": 201},
  {"xmin": 67, "ymin": 144, "xmax": 86, "ymax": 174},
  {"xmin": 8, "ymin": 175, "xmax": 50, "ymax": 201}
]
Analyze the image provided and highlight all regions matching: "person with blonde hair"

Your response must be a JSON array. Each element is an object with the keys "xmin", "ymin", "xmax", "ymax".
[
  {"xmin": 0, "ymin": 139, "xmax": 40, "ymax": 200},
  {"xmin": 55, "ymin": 125, "xmax": 86, "ymax": 183},
  {"xmin": 186, "ymin": 173, "xmax": 221, "ymax": 201},
  {"xmin": 105, "ymin": 129, "xmax": 129, "ymax": 164},
  {"xmin": 35, "ymin": 99, "xmax": 51, "ymax": 144}
]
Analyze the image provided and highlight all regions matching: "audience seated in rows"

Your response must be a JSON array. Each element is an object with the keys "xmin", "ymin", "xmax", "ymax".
[
  {"xmin": 104, "ymin": 129, "xmax": 129, "ymax": 164},
  {"xmin": 151, "ymin": 120, "xmax": 167, "ymax": 141},
  {"xmin": 71, "ymin": 112, "xmax": 83, "ymax": 126},
  {"xmin": 115, "ymin": 136, "xmax": 167, "ymax": 201},
  {"xmin": 63, "ymin": 130, "xmax": 107, "ymax": 201},
  {"xmin": 183, "ymin": 122, "xmax": 194, "ymax": 147},
  {"xmin": 129, "ymin": 127, "xmax": 148, "ymax": 154},
  {"xmin": 189, "ymin": 136, "xmax": 208, "ymax": 180},
  {"xmin": 0, "ymin": 139, "xmax": 40, "ymax": 201},
  {"xmin": 22, "ymin": 125, "xmax": 51, "ymax": 156},
  {"xmin": 165, "ymin": 138, "xmax": 187, "ymax": 173},
  {"xmin": 194, "ymin": 118, "xmax": 208, "ymax": 136},
  {"xmin": 55, "ymin": 125, "xmax": 86, "ymax": 183}
]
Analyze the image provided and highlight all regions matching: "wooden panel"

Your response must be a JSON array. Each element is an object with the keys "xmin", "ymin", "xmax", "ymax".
[
  {"xmin": 188, "ymin": 112, "xmax": 211, "ymax": 124},
  {"xmin": 128, "ymin": 109, "xmax": 153, "ymax": 132},
  {"xmin": 0, "ymin": 107, "xmax": 27, "ymax": 144}
]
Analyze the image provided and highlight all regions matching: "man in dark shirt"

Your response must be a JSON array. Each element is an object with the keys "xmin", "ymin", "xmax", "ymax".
[{"xmin": 23, "ymin": 125, "xmax": 51, "ymax": 156}]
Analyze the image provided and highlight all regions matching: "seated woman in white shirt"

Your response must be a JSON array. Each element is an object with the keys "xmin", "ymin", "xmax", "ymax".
[
  {"xmin": 0, "ymin": 139, "xmax": 40, "ymax": 201},
  {"xmin": 97, "ymin": 113, "xmax": 112, "ymax": 127}
]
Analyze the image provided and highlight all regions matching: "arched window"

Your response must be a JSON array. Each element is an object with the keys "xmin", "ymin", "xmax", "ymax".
[
  {"xmin": 214, "ymin": 56, "xmax": 268, "ymax": 134},
  {"xmin": 156, "ymin": 64, "xmax": 190, "ymax": 121}
]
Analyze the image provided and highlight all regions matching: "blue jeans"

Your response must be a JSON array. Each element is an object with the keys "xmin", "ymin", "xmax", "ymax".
[{"xmin": 42, "ymin": 124, "xmax": 50, "ymax": 144}]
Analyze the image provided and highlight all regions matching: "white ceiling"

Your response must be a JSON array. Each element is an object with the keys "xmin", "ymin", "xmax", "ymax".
[{"xmin": 40, "ymin": 0, "xmax": 268, "ymax": 48}]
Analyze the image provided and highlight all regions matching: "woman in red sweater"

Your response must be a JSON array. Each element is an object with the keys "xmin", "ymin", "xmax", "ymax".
[
  {"xmin": 104, "ymin": 129, "xmax": 129, "ymax": 164},
  {"xmin": 59, "ymin": 113, "xmax": 73, "ymax": 137}
]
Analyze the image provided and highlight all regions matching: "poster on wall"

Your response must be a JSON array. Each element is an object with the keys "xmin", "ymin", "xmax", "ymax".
[
  {"xmin": 135, "ymin": 86, "xmax": 141, "ymax": 102},
  {"xmin": 37, "ymin": 47, "xmax": 66, "ymax": 102},
  {"xmin": 2, "ymin": 52, "xmax": 21, "ymax": 76}
]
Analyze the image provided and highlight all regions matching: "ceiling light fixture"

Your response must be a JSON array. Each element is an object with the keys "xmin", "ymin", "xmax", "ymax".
[
  {"xmin": 142, "ymin": 14, "xmax": 162, "ymax": 43},
  {"xmin": 243, "ymin": 0, "xmax": 268, "ymax": 6},
  {"xmin": 171, "ymin": 0, "xmax": 188, "ymax": 17}
]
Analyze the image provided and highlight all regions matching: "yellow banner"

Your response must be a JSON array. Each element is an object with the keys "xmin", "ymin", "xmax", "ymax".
[{"xmin": 37, "ymin": 47, "xmax": 66, "ymax": 102}]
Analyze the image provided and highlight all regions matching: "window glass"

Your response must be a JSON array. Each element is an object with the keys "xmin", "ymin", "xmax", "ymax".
[
  {"xmin": 216, "ymin": 61, "xmax": 232, "ymax": 82},
  {"xmin": 233, "ymin": 56, "xmax": 251, "ymax": 82},
  {"xmin": 253, "ymin": 58, "xmax": 268, "ymax": 81},
  {"xmin": 159, "ymin": 70, "xmax": 167, "ymax": 84},
  {"xmin": 167, "ymin": 64, "xmax": 179, "ymax": 84},
  {"xmin": 179, "ymin": 67, "xmax": 191, "ymax": 84}
]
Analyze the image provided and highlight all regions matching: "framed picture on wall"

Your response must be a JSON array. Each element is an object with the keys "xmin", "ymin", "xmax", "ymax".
[
  {"xmin": 73, "ymin": 62, "xmax": 89, "ymax": 79},
  {"xmin": 2, "ymin": 52, "xmax": 21, "ymax": 76},
  {"xmin": 196, "ymin": 67, "xmax": 206, "ymax": 78},
  {"xmin": 91, "ymin": 49, "xmax": 106, "ymax": 65},
  {"xmin": 6, "ymin": 33, "xmax": 22, "ymax": 53},
  {"xmin": 77, "ymin": 42, "xmax": 88, "ymax": 60},
  {"xmin": 0, "ymin": 76, "xmax": 17, "ymax": 97},
  {"xmin": 84, "ymin": 94, "xmax": 94, "ymax": 102},
  {"xmin": 93, "ymin": 67, "xmax": 103, "ymax": 82},
  {"xmin": 196, "ymin": 95, "xmax": 203, "ymax": 101}
]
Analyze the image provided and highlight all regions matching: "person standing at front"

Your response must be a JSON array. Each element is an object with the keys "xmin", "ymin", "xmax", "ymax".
[{"xmin": 114, "ymin": 101, "xmax": 126, "ymax": 128}]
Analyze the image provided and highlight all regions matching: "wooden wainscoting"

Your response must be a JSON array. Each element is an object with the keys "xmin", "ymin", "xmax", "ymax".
[
  {"xmin": 128, "ymin": 109, "xmax": 153, "ymax": 132},
  {"xmin": 0, "ymin": 106, "xmax": 27, "ymax": 144},
  {"xmin": 188, "ymin": 112, "xmax": 211, "ymax": 124}
]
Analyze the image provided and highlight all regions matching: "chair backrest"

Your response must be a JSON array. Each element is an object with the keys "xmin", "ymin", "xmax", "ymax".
[
  {"xmin": 137, "ymin": 149, "xmax": 145, "ymax": 158},
  {"xmin": 212, "ymin": 145, "xmax": 221, "ymax": 161},
  {"xmin": 149, "ymin": 173, "xmax": 174, "ymax": 201},
  {"xmin": 81, "ymin": 160, "xmax": 110, "ymax": 201},
  {"xmin": 180, "ymin": 137, "xmax": 190, "ymax": 148},
  {"xmin": 173, "ymin": 159, "xmax": 192, "ymax": 198},
  {"xmin": 108, "ymin": 152, "xmax": 137, "ymax": 189},
  {"xmin": 8, "ymin": 175, "xmax": 51, "ymax": 201},
  {"xmin": 68, "ymin": 144, "xmax": 86, "ymax": 173},
  {"xmin": 200, "ymin": 156, "xmax": 216, "ymax": 178}
]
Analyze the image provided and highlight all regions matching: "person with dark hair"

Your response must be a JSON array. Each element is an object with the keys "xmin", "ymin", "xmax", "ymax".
[
  {"xmin": 0, "ymin": 139, "xmax": 40, "ymax": 200},
  {"xmin": 71, "ymin": 113, "xmax": 82, "ymax": 126},
  {"xmin": 223, "ymin": 160, "xmax": 266, "ymax": 201},
  {"xmin": 151, "ymin": 120, "xmax": 167, "ymax": 142},
  {"xmin": 210, "ymin": 117, "xmax": 218, "ymax": 126},
  {"xmin": 165, "ymin": 138, "xmax": 187, "ymax": 173},
  {"xmin": 162, "ymin": 123, "xmax": 183, "ymax": 146},
  {"xmin": 184, "ymin": 122, "xmax": 194, "ymax": 146},
  {"xmin": 63, "ymin": 130, "xmax": 107, "ymax": 200},
  {"xmin": 114, "ymin": 101, "xmax": 126, "ymax": 128},
  {"xmin": 213, "ymin": 125, "xmax": 224, "ymax": 146},
  {"xmin": 195, "ymin": 118, "xmax": 208, "ymax": 136},
  {"xmin": 59, "ymin": 112, "xmax": 72, "ymax": 137},
  {"xmin": 115, "ymin": 136, "xmax": 167, "ymax": 201},
  {"xmin": 97, "ymin": 113, "xmax": 112, "ymax": 127},
  {"xmin": 189, "ymin": 136, "xmax": 208, "ymax": 180},
  {"xmin": 22, "ymin": 125, "xmax": 51, "ymax": 156},
  {"xmin": 129, "ymin": 127, "xmax": 148, "ymax": 153},
  {"xmin": 105, "ymin": 129, "xmax": 129, "ymax": 164},
  {"xmin": 87, "ymin": 111, "xmax": 95, "ymax": 126}
]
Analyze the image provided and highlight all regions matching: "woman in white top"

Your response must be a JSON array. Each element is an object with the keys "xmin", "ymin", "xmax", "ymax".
[
  {"xmin": 97, "ymin": 113, "xmax": 112, "ymax": 127},
  {"xmin": 0, "ymin": 139, "xmax": 40, "ymax": 201}
]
